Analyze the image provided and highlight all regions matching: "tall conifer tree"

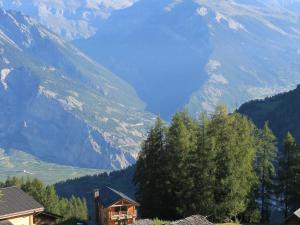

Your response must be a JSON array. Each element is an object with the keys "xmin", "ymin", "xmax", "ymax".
[
  {"xmin": 278, "ymin": 132, "xmax": 300, "ymax": 218},
  {"xmin": 211, "ymin": 105, "xmax": 257, "ymax": 221},
  {"xmin": 168, "ymin": 112, "xmax": 198, "ymax": 217},
  {"xmin": 134, "ymin": 117, "xmax": 169, "ymax": 219},
  {"xmin": 256, "ymin": 122, "xmax": 277, "ymax": 223}
]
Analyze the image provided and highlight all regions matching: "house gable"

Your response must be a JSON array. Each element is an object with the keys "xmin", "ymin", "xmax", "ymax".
[
  {"xmin": 0, "ymin": 187, "xmax": 44, "ymax": 220},
  {"xmin": 110, "ymin": 199, "xmax": 140, "ymax": 208}
]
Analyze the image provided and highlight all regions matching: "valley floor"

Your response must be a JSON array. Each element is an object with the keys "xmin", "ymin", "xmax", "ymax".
[{"xmin": 0, "ymin": 149, "xmax": 104, "ymax": 184}]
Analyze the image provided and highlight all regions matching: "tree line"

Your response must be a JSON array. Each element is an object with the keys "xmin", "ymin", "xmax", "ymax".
[
  {"xmin": 134, "ymin": 105, "xmax": 300, "ymax": 223},
  {"xmin": 0, "ymin": 177, "xmax": 88, "ymax": 222}
]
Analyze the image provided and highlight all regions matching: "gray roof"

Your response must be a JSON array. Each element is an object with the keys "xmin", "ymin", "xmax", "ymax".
[
  {"xmin": 97, "ymin": 186, "xmax": 139, "ymax": 208},
  {"xmin": 0, "ymin": 186, "xmax": 44, "ymax": 219},
  {"xmin": 294, "ymin": 208, "xmax": 300, "ymax": 218},
  {"xmin": 167, "ymin": 215, "xmax": 214, "ymax": 225},
  {"xmin": 133, "ymin": 219, "xmax": 155, "ymax": 225},
  {"xmin": 0, "ymin": 221, "xmax": 13, "ymax": 225}
]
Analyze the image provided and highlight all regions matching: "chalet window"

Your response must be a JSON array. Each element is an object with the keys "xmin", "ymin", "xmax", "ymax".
[
  {"xmin": 115, "ymin": 206, "xmax": 128, "ymax": 214},
  {"xmin": 121, "ymin": 206, "xmax": 127, "ymax": 212}
]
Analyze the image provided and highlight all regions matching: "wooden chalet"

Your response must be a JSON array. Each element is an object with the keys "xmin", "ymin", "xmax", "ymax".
[
  {"xmin": 285, "ymin": 208, "xmax": 300, "ymax": 225},
  {"xmin": 94, "ymin": 187, "xmax": 139, "ymax": 225},
  {"xmin": 0, "ymin": 187, "xmax": 61, "ymax": 225}
]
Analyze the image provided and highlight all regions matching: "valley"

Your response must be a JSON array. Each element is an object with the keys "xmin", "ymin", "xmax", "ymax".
[
  {"xmin": 2, "ymin": 1, "xmax": 300, "ymax": 120},
  {"xmin": 0, "ymin": 1, "xmax": 300, "ymax": 223},
  {"xmin": 0, "ymin": 148, "xmax": 103, "ymax": 184},
  {"xmin": 0, "ymin": 8, "xmax": 155, "ymax": 170}
]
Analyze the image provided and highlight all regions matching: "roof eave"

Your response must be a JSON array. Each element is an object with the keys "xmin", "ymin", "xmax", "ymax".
[
  {"xmin": 107, "ymin": 198, "xmax": 140, "ymax": 208},
  {"xmin": 0, "ymin": 208, "xmax": 44, "ymax": 220}
]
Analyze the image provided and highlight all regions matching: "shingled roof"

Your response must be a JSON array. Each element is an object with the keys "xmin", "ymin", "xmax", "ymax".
[
  {"xmin": 0, "ymin": 221, "xmax": 13, "ymax": 225},
  {"xmin": 133, "ymin": 219, "xmax": 155, "ymax": 225},
  {"xmin": 0, "ymin": 186, "xmax": 44, "ymax": 219},
  {"xmin": 96, "ymin": 186, "xmax": 139, "ymax": 208},
  {"xmin": 167, "ymin": 215, "xmax": 214, "ymax": 225},
  {"xmin": 293, "ymin": 208, "xmax": 300, "ymax": 218},
  {"xmin": 285, "ymin": 208, "xmax": 300, "ymax": 224}
]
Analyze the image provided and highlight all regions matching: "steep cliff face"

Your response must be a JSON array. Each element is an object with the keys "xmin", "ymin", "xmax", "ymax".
[{"xmin": 0, "ymin": 8, "xmax": 155, "ymax": 170}]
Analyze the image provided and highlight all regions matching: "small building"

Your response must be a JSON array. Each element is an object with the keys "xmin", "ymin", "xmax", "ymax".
[
  {"xmin": 285, "ymin": 209, "xmax": 300, "ymax": 225},
  {"xmin": 0, "ymin": 186, "xmax": 61, "ymax": 225},
  {"xmin": 94, "ymin": 186, "xmax": 139, "ymax": 225}
]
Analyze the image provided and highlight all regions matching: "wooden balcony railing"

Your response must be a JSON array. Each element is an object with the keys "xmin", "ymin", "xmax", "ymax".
[{"xmin": 110, "ymin": 211, "xmax": 137, "ymax": 220}]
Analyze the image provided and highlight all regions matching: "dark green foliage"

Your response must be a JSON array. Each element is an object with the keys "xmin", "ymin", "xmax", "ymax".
[
  {"xmin": 134, "ymin": 118, "xmax": 173, "ymax": 219},
  {"xmin": 238, "ymin": 84, "xmax": 300, "ymax": 147},
  {"xmin": 134, "ymin": 105, "xmax": 261, "ymax": 222},
  {"xmin": 278, "ymin": 132, "xmax": 300, "ymax": 218},
  {"xmin": 166, "ymin": 112, "xmax": 198, "ymax": 219},
  {"xmin": 0, "ymin": 177, "xmax": 88, "ymax": 222},
  {"xmin": 209, "ymin": 106, "xmax": 257, "ymax": 222},
  {"xmin": 256, "ymin": 123, "xmax": 277, "ymax": 223}
]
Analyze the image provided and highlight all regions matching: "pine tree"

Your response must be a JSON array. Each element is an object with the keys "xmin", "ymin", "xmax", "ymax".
[
  {"xmin": 134, "ymin": 105, "xmax": 260, "ymax": 222},
  {"xmin": 256, "ymin": 122, "xmax": 277, "ymax": 223},
  {"xmin": 168, "ymin": 112, "xmax": 198, "ymax": 217},
  {"xmin": 278, "ymin": 132, "xmax": 300, "ymax": 218},
  {"xmin": 211, "ymin": 105, "xmax": 257, "ymax": 221},
  {"xmin": 187, "ymin": 112, "xmax": 216, "ymax": 216},
  {"xmin": 44, "ymin": 185, "xmax": 60, "ymax": 214},
  {"xmin": 134, "ymin": 117, "xmax": 169, "ymax": 219}
]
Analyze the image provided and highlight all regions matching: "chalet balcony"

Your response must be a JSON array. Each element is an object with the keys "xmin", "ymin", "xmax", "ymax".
[{"xmin": 110, "ymin": 211, "xmax": 137, "ymax": 220}]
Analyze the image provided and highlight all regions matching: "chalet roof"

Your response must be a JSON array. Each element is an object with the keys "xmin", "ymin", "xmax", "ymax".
[
  {"xmin": 0, "ymin": 186, "xmax": 44, "ymax": 219},
  {"xmin": 285, "ymin": 208, "xmax": 300, "ymax": 224},
  {"xmin": 0, "ymin": 221, "xmax": 13, "ymax": 225},
  {"xmin": 167, "ymin": 215, "xmax": 214, "ymax": 225},
  {"xmin": 97, "ymin": 186, "xmax": 139, "ymax": 208},
  {"xmin": 133, "ymin": 219, "xmax": 155, "ymax": 225},
  {"xmin": 294, "ymin": 208, "xmax": 300, "ymax": 218}
]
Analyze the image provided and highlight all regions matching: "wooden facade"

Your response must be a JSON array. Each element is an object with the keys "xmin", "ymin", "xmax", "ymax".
[
  {"xmin": 286, "ymin": 215, "xmax": 300, "ymax": 225},
  {"xmin": 94, "ymin": 187, "xmax": 139, "ymax": 225},
  {"xmin": 285, "ymin": 209, "xmax": 300, "ymax": 225}
]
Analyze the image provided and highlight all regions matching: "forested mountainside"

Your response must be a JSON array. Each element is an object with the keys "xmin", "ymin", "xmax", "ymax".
[
  {"xmin": 3, "ymin": 0, "xmax": 300, "ymax": 119},
  {"xmin": 239, "ymin": 84, "xmax": 300, "ymax": 145},
  {"xmin": 0, "ymin": 8, "xmax": 155, "ymax": 170}
]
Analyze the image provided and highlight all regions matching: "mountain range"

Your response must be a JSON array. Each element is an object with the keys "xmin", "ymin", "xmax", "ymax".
[
  {"xmin": 1, "ymin": 0, "xmax": 300, "ymax": 173},
  {"xmin": 0, "ymin": 7, "xmax": 154, "ymax": 170},
  {"xmin": 2, "ymin": 0, "xmax": 300, "ymax": 119}
]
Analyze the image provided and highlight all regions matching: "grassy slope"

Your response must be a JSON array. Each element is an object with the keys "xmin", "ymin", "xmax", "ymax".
[{"xmin": 0, "ymin": 149, "xmax": 104, "ymax": 184}]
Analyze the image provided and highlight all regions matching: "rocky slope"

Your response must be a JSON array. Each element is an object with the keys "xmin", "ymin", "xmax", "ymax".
[
  {"xmin": 0, "ymin": 8, "xmax": 155, "ymax": 170},
  {"xmin": 80, "ymin": 0, "xmax": 300, "ymax": 119},
  {"xmin": 3, "ymin": 1, "xmax": 300, "ymax": 119}
]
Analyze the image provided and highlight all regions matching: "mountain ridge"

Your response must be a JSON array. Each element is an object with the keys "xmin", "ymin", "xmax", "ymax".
[
  {"xmin": 2, "ymin": 0, "xmax": 300, "ymax": 119},
  {"xmin": 0, "ymin": 7, "xmax": 155, "ymax": 170},
  {"xmin": 238, "ymin": 84, "xmax": 300, "ymax": 144}
]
